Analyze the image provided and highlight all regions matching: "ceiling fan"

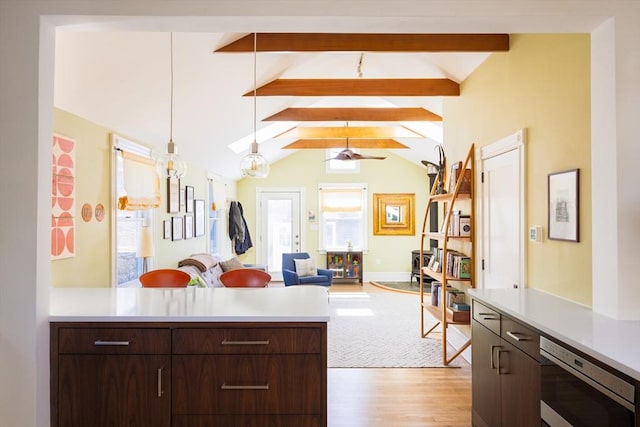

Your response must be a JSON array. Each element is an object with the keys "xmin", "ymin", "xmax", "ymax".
[
  {"xmin": 327, "ymin": 122, "xmax": 386, "ymax": 161},
  {"xmin": 327, "ymin": 137, "xmax": 387, "ymax": 161}
]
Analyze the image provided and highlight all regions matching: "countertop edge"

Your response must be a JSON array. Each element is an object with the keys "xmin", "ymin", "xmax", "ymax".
[
  {"xmin": 469, "ymin": 288, "xmax": 640, "ymax": 382},
  {"xmin": 49, "ymin": 315, "xmax": 330, "ymax": 323}
]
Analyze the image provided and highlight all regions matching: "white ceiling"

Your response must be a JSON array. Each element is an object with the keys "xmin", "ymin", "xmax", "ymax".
[{"xmin": 53, "ymin": 30, "xmax": 494, "ymax": 179}]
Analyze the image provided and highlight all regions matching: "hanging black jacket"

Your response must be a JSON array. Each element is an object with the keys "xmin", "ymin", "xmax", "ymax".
[
  {"xmin": 234, "ymin": 202, "xmax": 253, "ymax": 255},
  {"xmin": 228, "ymin": 201, "xmax": 245, "ymax": 242}
]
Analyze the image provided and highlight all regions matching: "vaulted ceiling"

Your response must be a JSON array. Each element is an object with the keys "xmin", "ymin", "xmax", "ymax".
[{"xmin": 54, "ymin": 32, "xmax": 508, "ymax": 179}]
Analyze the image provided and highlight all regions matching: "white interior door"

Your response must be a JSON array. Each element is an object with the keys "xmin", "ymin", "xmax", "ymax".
[
  {"xmin": 257, "ymin": 189, "xmax": 302, "ymax": 281},
  {"xmin": 477, "ymin": 130, "xmax": 526, "ymax": 289}
]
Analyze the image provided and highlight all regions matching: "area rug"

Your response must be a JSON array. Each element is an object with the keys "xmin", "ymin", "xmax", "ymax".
[
  {"xmin": 370, "ymin": 280, "xmax": 431, "ymax": 294},
  {"xmin": 328, "ymin": 291, "xmax": 449, "ymax": 368}
]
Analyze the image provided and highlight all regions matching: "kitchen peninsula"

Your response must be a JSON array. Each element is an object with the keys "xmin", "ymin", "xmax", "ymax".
[
  {"xmin": 469, "ymin": 288, "xmax": 640, "ymax": 427},
  {"xmin": 50, "ymin": 286, "xmax": 330, "ymax": 427}
]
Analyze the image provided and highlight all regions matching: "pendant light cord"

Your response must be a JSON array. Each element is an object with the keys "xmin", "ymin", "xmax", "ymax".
[
  {"xmin": 253, "ymin": 32, "xmax": 257, "ymax": 151},
  {"xmin": 170, "ymin": 32, "xmax": 174, "ymax": 143}
]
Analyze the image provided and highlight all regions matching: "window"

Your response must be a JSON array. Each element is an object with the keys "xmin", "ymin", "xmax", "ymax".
[
  {"xmin": 112, "ymin": 135, "xmax": 157, "ymax": 287},
  {"xmin": 208, "ymin": 178, "xmax": 227, "ymax": 256},
  {"xmin": 325, "ymin": 149, "xmax": 360, "ymax": 174},
  {"xmin": 319, "ymin": 184, "xmax": 367, "ymax": 251}
]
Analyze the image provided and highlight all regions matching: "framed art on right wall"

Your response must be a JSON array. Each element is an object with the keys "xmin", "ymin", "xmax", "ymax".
[{"xmin": 548, "ymin": 168, "xmax": 579, "ymax": 242}]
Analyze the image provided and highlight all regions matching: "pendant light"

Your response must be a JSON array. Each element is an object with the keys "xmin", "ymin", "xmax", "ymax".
[
  {"xmin": 239, "ymin": 32, "xmax": 270, "ymax": 178},
  {"xmin": 158, "ymin": 32, "xmax": 187, "ymax": 179}
]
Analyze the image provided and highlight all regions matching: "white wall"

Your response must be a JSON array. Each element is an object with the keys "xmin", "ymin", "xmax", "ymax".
[{"xmin": 1, "ymin": 2, "xmax": 639, "ymax": 426}]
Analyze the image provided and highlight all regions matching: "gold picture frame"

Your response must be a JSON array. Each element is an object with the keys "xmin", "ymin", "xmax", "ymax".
[{"xmin": 373, "ymin": 193, "xmax": 415, "ymax": 235}]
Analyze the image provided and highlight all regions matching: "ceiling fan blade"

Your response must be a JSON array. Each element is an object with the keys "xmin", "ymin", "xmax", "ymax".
[
  {"xmin": 325, "ymin": 148, "xmax": 386, "ymax": 161},
  {"xmin": 353, "ymin": 153, "xmax": 386, "ymax": 160}
]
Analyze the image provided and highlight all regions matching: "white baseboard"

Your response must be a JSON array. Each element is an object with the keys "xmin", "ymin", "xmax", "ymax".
[{"xmin": 364, "ymin": 272, "xmax": 413, "ymax": 283}]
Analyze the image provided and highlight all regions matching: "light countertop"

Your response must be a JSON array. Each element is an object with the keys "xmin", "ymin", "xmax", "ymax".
[
  {"xmin": 469, "ymin": 288, "xmax": 640, "ymax": 381},
  {"xmin": 50, "ymin": 286, "xmax": 330, "ymax": 323}
]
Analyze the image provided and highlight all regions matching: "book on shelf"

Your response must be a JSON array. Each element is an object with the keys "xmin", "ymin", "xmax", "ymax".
[
  {"xmin": 448, "ymin": 161, "xmax": 462, "ymax": 193},
  {"xmin": 459, "ymin": 169, "xmax": 472, "ymax": 194},
  {"xmin": 453, "ymin": 302, "xmax": 470, "ymax": 311},
  {"xmin": 459, "ymin": 257, "xmax": 471, "ymax": 279},
  {"xmin": 446, "ymin": 290, "xmax": 465, "ymax": 308},
  {"xmin": 448, "ymin": 161, "xmax": 472, "ymax": 194},
  {"xmin": 445, "ymin": 250, "xmax": 471, "ymax": 279},
  {"xmin": 451, "ymin": 210, "xmax": 461, "ymax": 236},
  {"xmin": 459, "ymin": 215, "xmax": 471, "ymax": 237}
]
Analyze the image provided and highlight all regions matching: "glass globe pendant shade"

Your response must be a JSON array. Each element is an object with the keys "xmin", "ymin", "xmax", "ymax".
[
  {"xmin": 240, "ymin": 142, "xmax": 269, "ymax": 178},
  {"xmin": 158, "ymin": 139, "xmax": 187, "ymax": 179}
]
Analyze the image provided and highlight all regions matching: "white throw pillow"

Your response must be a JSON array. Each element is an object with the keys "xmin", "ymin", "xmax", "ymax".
[{"xmin": 294, "ymin": 257, "xmax": 317, "ymax": 277}]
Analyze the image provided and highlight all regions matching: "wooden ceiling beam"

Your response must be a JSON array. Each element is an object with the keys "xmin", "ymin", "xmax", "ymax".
[
  {"xmin": 245, "ymin": 79, "xmax": 459, "ymax": 97},
  {"xmin": 283, "ymin": 139, "xmax": 409, "ymax": 149},
  {"xmin": 264, "ymin": 107, "xmax": 442, "ymax": 122},
  {"xmin": 216, "ymin": 33, "xmax": 509, "ymax": 53},
  {"xmin": 276, "ymin": 126, "xmax": 423, "ymax": 139}
]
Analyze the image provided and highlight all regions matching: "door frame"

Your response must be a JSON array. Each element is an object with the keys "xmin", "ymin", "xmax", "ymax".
[
  {"xmin": 475, "ymin": 128, "xmax": 527, "ymax": 289},
  {"xmin": 255, "ymin": 186, "xmax": 306, "ymax": 270}
]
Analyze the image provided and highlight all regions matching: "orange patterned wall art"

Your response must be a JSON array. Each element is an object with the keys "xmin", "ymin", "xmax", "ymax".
[{"xmin": 51, "ymin": 134, "xmax": 76, "ymax": 259}]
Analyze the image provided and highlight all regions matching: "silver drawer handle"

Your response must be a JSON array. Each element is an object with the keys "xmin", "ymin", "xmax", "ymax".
[
  {"xmin": 221, "ymin": 340, "xmax": 269, "ymax": 346},
  {"xmin": 221, "ymin": 383, "xmax": 269, "ymax": 390},
  {"xmin": 506, "ymin": 331, "xmax": 529, "ymax": 342},
  {"xmin": 94, "ymin": 340, "xmax": 130, "ymax": 346},
  {"xmin": 157, "ymin": 367, "xmax": 164, "ymax": 397},
  {"xmin": 480, "ymin": 315, "xmax": 499, "ymax": 321}
]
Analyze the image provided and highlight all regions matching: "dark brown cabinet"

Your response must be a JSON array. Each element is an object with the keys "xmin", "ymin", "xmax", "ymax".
[
  {"xmin": 471, "ymin": 300, "xmax": 540, "ymax": 427},
  {"xmin": 52, "ymin": 326, "xmax": 171, "ymax": 427},
  {"xmin": 51, "ymin": 322, "xmax": 327, "ymax": 427},
  {"xmin": 171, "ymin": 325, "xmax": 326, "ymax": 426}
]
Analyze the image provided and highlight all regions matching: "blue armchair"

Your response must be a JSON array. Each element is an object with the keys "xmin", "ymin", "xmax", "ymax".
[{"xmin": 282, "ymin": 252, "xmax": 333, "ymax": 287}]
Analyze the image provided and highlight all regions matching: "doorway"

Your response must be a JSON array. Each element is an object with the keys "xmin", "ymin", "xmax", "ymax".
[
  {"xmin": 256, "ymin": 188, "xmax": 304, "ymax": 281},
  {"xmin": 476, "ymin": 129, "xmax": 527, "ymax": 289}
]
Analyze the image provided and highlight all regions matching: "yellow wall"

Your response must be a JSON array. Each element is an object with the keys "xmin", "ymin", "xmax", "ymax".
[
  {"xmin": 237, "ymin": 149, "xmax": 430, "ymax": 274},
  {"xmin": 52, "ymin": 108, "xmax": 210, "ymax": 287},
  {"xmin": 444, "ymin": 34, "xmax": 592, "ymax": 305},
  {"xmin": 154, "ymin": 167, "xmax": 209, "ymax": 270},
  {"xmin": 51, "ymin": 109, "xmax": 112, "ymax": 287}
]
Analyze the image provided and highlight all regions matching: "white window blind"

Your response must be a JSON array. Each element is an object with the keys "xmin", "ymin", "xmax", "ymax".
[
  {"xmin": 117, "ymin": 150, "xmax": 160, "ymax": 210},
  {"xmin": 318, "ymin": 184, "xmax": 367, "ymax": 251}
]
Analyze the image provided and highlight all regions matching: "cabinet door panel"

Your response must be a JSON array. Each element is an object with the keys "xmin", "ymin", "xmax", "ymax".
[
  {"xmin": 172, "ymin": 354, "xmax": 322, "ymax": 414},
  {"xmin": 471, "ymin": 320, "xmax": 502, "ymax": 427},
  {"xmin": 58, "ymin": 355, "xmax": 170, "ymax": 427},
  {"xmin": 499, "ymin": 340, "xmax": 541, "ymax": 427}
]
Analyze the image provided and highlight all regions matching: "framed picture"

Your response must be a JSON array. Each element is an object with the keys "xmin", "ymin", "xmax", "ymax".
[
  {"xmin": 373, "ymin": 193, "xmax": 415, "ymax": 236},
  {"xmin": 167, "ymin": 177, "xmax": 180, "ymax": 213},
  {"xmin": 185, "ymin": 185, "xmax": 194, "ymax": 213},
  {"xmin": 548, "ymin": 169, "xmax": 579, "ymax": 242},
  {"xmin": 194, "ymin": 199, "xmax": 205, "ymax": 237},
  {"xmin": 163, "ymin": 220, "xmax": 171, "ymax": 239},
  {"xmin": 184, "ymin": 215, "xmax": 193, "ymax": 239},
  {"xmin": 171, "ymin": 216, "xmax": 183, "ymax": 241}
]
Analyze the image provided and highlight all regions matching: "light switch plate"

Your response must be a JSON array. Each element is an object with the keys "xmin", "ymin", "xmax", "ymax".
[{"xmin": 529, "ymin": 225, "xmax": 542, "ymax": 242}]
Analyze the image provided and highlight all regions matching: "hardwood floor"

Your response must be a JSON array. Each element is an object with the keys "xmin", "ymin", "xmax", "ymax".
[{"xmin": 327, "ymin": 282, "xmax": 472, "ymax": 426}]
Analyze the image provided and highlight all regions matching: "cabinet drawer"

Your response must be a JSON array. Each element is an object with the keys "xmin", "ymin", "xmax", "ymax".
[
  {"xmin": 501, "ymin": 316, "xmax": 540, "ymax": 360},
  {"xmin": 472, "ymin": 300, "xmax": 501, "ymax": 336},
  {"xmin": 172, "ymin": 354, "xmax": 323, "ymax": 414},
  {"xmin": 58, "ymin": 327, "xmax": 170, "ymax": 354},
  {"xmin": 172, "ymin": 327, "xmax": 321, "ymax": 354},
  {"xmin": 173, "ymin": 414, "xmax": 322, "ymax": 427}
]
